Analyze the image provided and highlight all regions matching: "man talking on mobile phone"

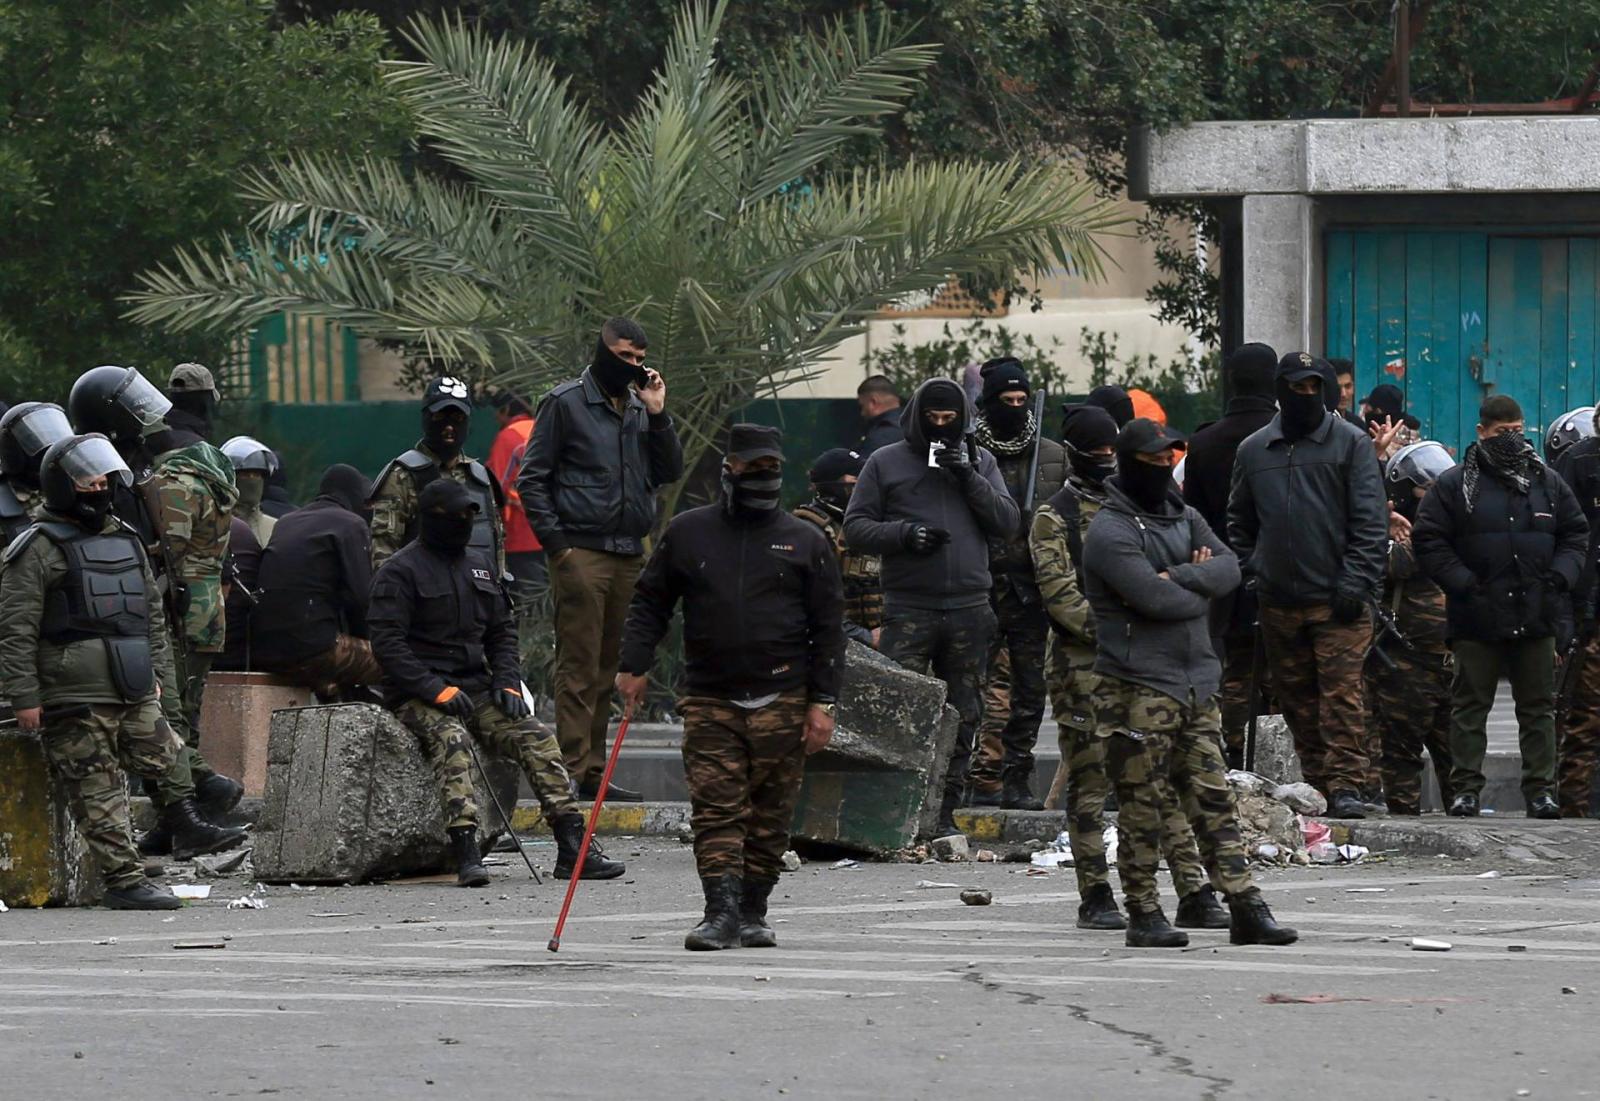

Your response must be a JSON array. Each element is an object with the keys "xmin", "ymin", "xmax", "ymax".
[{"xmin": 518, "ymin": 317, "xmax": 685, "ymax": 799}]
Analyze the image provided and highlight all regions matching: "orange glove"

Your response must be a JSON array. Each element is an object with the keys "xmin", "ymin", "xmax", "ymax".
[{"xmin": 433, "ymin": 685, "xmax": 474, "ymax": 719}]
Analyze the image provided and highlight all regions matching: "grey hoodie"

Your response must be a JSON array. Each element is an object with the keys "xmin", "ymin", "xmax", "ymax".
[
  {"xmin": 1082, "ymin": 479, "xmax": 1240, "ymax": 704},
  {"xmin": 844, "ymin": 378, "xmax": 1020, "ymax": 611}
]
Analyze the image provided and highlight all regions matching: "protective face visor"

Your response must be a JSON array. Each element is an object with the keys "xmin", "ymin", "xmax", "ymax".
[
  {"xmin": 9, "ymin": 404, "xmax": 72, "ymax": 458},
  {"xmin": 56, "ymin": 435, "xmax": 133, "ymax": 490},
  {"xmin": 1546, "ymin": 406, "xmax": 1597, "ymax": 454},
  {"xmin": 109, "ymin": 367, "xmax": 173, "ymax": 429},
  {"xmin": 1386, "ymin": 441, "xmax": 1453, "ymax": 492},
  {"xmin": 221, "ymin": 435, "xmax": 279, "ymax": 474}
]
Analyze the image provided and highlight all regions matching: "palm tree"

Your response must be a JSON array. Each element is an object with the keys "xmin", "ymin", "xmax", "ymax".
[{"xmin": 125, "ymin": 0, "xmax": 1122, "ymax": 480}]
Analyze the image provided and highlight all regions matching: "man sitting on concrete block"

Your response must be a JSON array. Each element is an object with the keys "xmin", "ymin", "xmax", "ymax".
[{"xmin": 368, "ymin": 479, "xmax": 623, "ymax": 887}]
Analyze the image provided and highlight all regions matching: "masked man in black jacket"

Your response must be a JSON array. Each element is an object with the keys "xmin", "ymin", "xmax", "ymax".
[
  {"xmin": 618, "ymin": 425, "xmax": 844, "ymax": 951},
  {"xmin": 370, "ymin": 479, "xmax": 624, "ymax": 886},
  {"xmin": 1414, "ymin": 394, "xmax": 1588, "ymax": 819}
]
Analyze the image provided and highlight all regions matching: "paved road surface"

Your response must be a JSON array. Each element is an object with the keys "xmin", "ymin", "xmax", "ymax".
[{"xmin": 3, "ymin": 838, "xmax": 1599, "ymax": 1099}]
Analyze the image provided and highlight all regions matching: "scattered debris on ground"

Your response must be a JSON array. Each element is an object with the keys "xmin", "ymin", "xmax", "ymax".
[{"xmin": 959, "ymin": 889, "xmax": 992, "ymax": 906}]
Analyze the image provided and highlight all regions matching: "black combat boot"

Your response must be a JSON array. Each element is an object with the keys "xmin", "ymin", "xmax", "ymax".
[
  {"xmin": 194, "ymin": 772, "xmax": 244, "ymax": 821},
  {"xmin": 1448, "ymin": 792, "xmax": 1480, "ymax": 817},
  {"xmin": 1175, "ymin": 885, "xmax": 1231, "ymax": 929},
  {"xmin": 930, "ymin": 789, "xmax": 964, "ymax": 840},
  {"xmin": 448, "ymin": 825, "xmax": 490, "ymax": 888},
  {"xmin": 103, "ymin": 879, "xmax": 182, "ymax": 911},
  {"xmin": 552, "ymin": 815, "xmax": 626, "ymax": 880},
  {"xmin": 1527, "ymin": 793, "xmax": 1560, "ymax": 820},
  {"xmin": 1125, "ymin": 906, "xmax": 1188, "ymax": 948},
  {"xmin": 137, "ymin": 821, "xmax": 172, "ymax": 857},
  {"xmin": 1228, "ymin": 889, "xmax": 1298, "ymax": 945},
  {"xmin": 163, "ymin": 799, "xmax": 248, "ymax": 861},
  {"xmin": 1327, "ymin": 791, "xmax": 1367, "ymax": 819},
  {"xmin": 1075, "ymin": 883, "xmax": 1127, "ymax": 930},
  {"xmin": 1000, "ymin": 766, "xmax": 1045, "ymax": 812},
  {"xmin": 685, "ymin": 875, "xmax": 742, "ymax": 951},
  {"xmin": 739, "ymin": 876, "xmax": 779, "ymax": 948}
]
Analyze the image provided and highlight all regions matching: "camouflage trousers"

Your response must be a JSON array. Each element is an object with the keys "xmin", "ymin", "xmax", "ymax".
[
  {"xmin": 1259, "ymin": 603, "xmax": 1374, "ymax": 799},
  {"xmin": 1094, "ymin": 677, "xmax": 1254, "ymax": 914},
  {"xmin": 1217, "ymin": 628, "xmax": 1258, "ymax": 765},
  {"xmin": 398, "ymin": 697, "xmax": 578, "ymax": 831},
  {"xmin": 43, "ymin": 700, "xmax": 181, "ymax": 889},
  {"xmin": 970, "ymin": 647, "xmax": 1009, "ymax": 795},
  {"xmin": 1047, "ymin": 640, "xmax": 1209, "ymax": 899},
  {"xmin": 881, "ymin": 603, "xmax": 998, "ymax": 807},
  {"xmin": 1558, "ymin": 634, "xmax": 1600, "ymax": 817},
  {"xmin": 274, "ymin": 634, "xmax": 384, "ymax": 699},
  {"xmin": 146, "ymin": 645, "xmax": 205, "ymax": 808},
  {"xmin": 1364, "ymin": 646, "xmax": 1455, "ymax": 815},
  {"xmin": 680, "ymin": 694, "xmax": 808, "ymax": 882},
  {"xmin": 972, "ymin": 588, "xmax": 1049, "ymax": 789}
]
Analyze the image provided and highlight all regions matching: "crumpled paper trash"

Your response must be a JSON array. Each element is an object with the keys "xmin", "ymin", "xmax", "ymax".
[
  {"xmin": 1230, "ymin": 773, "xmax": 1310, "ymax": 864},
  {"xmin": 1029, "ymin": 827, "xmax": 1117, "ymax": 868},
  {"xmin": 1271, "ymin": 782, "xmax": 1327, "ymax": 816}
]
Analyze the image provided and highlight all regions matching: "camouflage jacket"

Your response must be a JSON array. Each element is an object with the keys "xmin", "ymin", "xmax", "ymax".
[
  {"xmin": 0, "ymin": 510, "xmax": 174, "ymax": 709},
  {"xmin": 1384, "ymin": 536, "xmax": 1448, "ymax": 653},
  {"xmin": 1029, "ymin": 476, "xmax": 1108, "ymax": 648},
  {"xmin": 369, "ymin": 441, "xmax": 505, "ymax": 573},
  {"xmin": 794, "ymin": 500, "xmax": 884, "ymax": 637},
  {"xmin": 152, "ymin": 442, "xmax": 238, "ymax": 653}
]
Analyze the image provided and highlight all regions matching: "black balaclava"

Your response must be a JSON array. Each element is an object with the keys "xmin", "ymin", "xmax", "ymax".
[
  {"xmin": 721, "ymin": 462, "xmax": 784, "ymax": 518},
  {"xmin": 1116, "ymin": 451, "xmax": 1175, "ymax": 513},
  {"xmin": 1086, "ymin": 385, "xmax": 1135, "ymax": 428},
  {"xmin": 417, "ymin": 479, "xmax": 477, "ymax": 556},
  {"xmin": 592, "ymin": 335, "xmax": 648, "ymax": 398},
  {"xmin": 1225, "ymin": 343, "xmax": 1278, "ymax": 400},
  {"xmin": 168, "ymin": 390, "xmax": 215, "ymax": 438},
  {"xmin": 1061, "ymin": 404, "xmax": 1119, "ymax": 486},
  {"xmin": 808, "ymin": 448, "xmax": 864, "ymax": 517},
  {"xmin": 1276, "ymin": 369, "xmax": 1328, "ymax": 442},
  {"xmin": 920, "ymin": 381, "xmax": 966, "ymax": 446},
  {"xmin": 423, "ymin": 409, "xmax": 466, "ymax": 461},
  {"xmin": 979, "ymin": 358, "xmax": 1031, "ymax": 440},
  {"xmin": 74, "ymin": 486, "xmax": 114, "ymax": 527},
  {"xmin": 318, "ymin": 463, "xmax": 373, "ymax": 515}
]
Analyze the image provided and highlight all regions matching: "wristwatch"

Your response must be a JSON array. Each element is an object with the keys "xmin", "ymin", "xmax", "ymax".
[{"xmin": 810, "ymin": 698, "xmax": 837, "ymax": 718}]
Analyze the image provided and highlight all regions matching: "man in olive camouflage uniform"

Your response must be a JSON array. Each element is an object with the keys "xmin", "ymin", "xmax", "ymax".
[
  {"xmin": 370, "ymin": 377, "xmax": 505, "ymax": 574},
  {"xmin": 1031, "ymin": 405, "xmax": 1226, "ymax": 932},
  {"xmin": 793, "ymin": 448, "xmax": 882, "ymax": 647},
  {"xmin": 1365, "ymin": 446, "xmax": 1457, "ymax": 814},
  {"xmin": 970, "ymin": 359, "xmax": 1066, "ymax": 809},
  {"xmin": 1083, "ymin": 418, "xmax": 1296, "ymax": 948}
]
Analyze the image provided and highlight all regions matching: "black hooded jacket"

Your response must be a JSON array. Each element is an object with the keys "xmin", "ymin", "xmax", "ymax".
[
  {"xmin": 844, "ymin": 379, "xmax": 1020, "ymax": 611},
  {"xmin": 251, "ymin": 494, "xmax": 374, "ymax": 665},
  {"xmin": 1182, "ymin": 394, "xmax": 1277, "ymax": 546}
]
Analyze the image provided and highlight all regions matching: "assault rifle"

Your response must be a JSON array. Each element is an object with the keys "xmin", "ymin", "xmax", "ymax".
[
  {"xmin": 1555, "ymin": 634, "xmax": 1588, "ymax": 732},
  {"xmin": 1367, "ymin": 606, "xmax": 1414, "ymax": 672},
  {"xmin": 1020, "ymin": 389, "xmax": 1048, "ymax": 515}
]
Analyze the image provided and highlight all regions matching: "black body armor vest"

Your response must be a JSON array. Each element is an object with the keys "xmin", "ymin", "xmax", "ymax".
[
  {"xmin": 37, "ymin": 522, "xmax": 155, "ymax": 701},
  {"xmin": 387, "ymin": 449, "xmax": 501, "ymax": 560}
]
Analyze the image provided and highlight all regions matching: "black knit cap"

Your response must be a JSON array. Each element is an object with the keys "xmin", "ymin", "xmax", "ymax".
[
  {"xmin": 728, "ymin": 423, "xmax": 784, "ymax": 462},
  {"xmin": 1060, "ymin": 404, "xmax": 1119, "ymax": 452},
  {"xmin": 808, "ymin": 447, "xmax": 863, "ymax": 483},
  {"xmin": 318, "ymin": 463, "xmax": 372, "ymax": 514},
  {"xmin": 979, "ymin": 357, "xmax": 1030, "ymax": 404},
  {"xmin": 1086, "ymin": 385, "xmax": 1135, "ymax": 428},
  {"xmin": 1226, "ymin": 342, "xmax": 1278, "ymax": 397}
]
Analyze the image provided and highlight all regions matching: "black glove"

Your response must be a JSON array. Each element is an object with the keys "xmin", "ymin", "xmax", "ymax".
[
  {"xmin": 433, "ymin": 685, "xmax": 476, "ymax": 719},
  {"xmin": 1329, "ymin": 593, "xmax": 1367, "ymax": 624},
  {"xmin": 903, "ymin": 524, "xmax": 951, "ymax": 555},
  {"xmin": 495, "ymin": 683, "xmax": 531, "ymax": 720},
  {"xmin": 171, "ymin": 580, "xmax": 191, "ymax": 620},
  {"xmin": 934, "ymin": 441, "xmax": 976, "ymax": 480},
  {"xmin": 1547, "ymin": 571, "xmax": 1571, "ymax": 594}
]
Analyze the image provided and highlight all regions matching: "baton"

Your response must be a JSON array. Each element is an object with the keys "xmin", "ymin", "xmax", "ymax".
[
  {"xmin": 548, "ymin": 708, "xmax": 633, "ymax": 952},
  {"xmin": 466, "ymin": 738, "xmax": 542, "ymax": 885}
]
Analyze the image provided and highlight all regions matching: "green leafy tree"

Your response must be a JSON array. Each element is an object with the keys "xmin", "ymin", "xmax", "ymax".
[
  {"xmin": 126, "ymin": 0, "xmax": 1123, "ymax": 489},
  {"xmin": 0, "ymin": 0, "xmax": 409, "ymax": 402}
]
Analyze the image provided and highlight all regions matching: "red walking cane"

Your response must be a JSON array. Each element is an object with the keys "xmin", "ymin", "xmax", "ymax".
[{"xmin": 548, "ymin": 709, "xmax": 633, "ymax": 952}]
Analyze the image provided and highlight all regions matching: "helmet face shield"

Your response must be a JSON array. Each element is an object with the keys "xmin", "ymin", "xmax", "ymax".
[
  {"xmin": 11, "ymin": 404, "xmax": 73, "ymax": 456},
  {"xmin": 112, "ymin": 368, "xmax": 173, "ymax": 428},
  {"xmin": 1387, "ymin": 441, "xmax": 1454, "ymax": 489},
  {"xmin": 55, "ymin": 435, "xmax": 133, "ymax": 490},
  {"xmin": 221, "ymin": 435, "xmax": 278, "ymax": 474}
]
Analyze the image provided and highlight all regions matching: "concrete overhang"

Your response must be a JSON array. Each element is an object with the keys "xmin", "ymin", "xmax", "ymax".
[{"xmin": 1129, "ymin": 116, "xmax": 1600, "ymax": 200}]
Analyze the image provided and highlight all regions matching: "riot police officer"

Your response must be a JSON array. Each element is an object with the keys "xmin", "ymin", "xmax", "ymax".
[
  {"xmin": 0, "ymin": 402, "xmax": 74, "ymax": 545},
  {"xmin": 221, "ymin": 435, "xmax": 278, "ymax": 546},
  {"xmin": 369, "ymin": 377, "xmax": 504, "ymax": 572}
]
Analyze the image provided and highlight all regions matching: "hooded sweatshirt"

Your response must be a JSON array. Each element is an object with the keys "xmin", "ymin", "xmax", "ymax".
[
  {"xmin": 844, "ymin": 379, "xmax": 1020, "ymax": 611},
  {"xmin": 1081, "ymin": 480, "xmax": 1239, "ymax": 704}
]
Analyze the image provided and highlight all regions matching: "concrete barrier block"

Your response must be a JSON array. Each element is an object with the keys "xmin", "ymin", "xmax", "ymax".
[
  {"xmin": 251, "ymin": 704, "xmax": 520, "ymax": 884},
  {"xmin": 791, "ymin": 641, "xmax": 957, "ymax": 854},
  {"xmin": 0, "ymin": 729, "xmax": 101, "ymax": 907},
  {"xmin": 199, "ymin": 672, "xmax": 317, "ymax": 798},
  {"xmin": 1249, "ymin": 714, "xmax": 1305, "ymax": 786}
]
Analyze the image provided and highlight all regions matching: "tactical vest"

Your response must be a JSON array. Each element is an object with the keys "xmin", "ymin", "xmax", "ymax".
[
  {"xmin": 794, "ymin": 501, "xmax": 884, "ymax": 631},
  {"xmin": 35, "ymin": 522, "xmax": 155, "ymax": 701},
  {"xmin": 0, "ymin": 479, "xmax": 30, "ymax": 547},
  {"xmin": 385, "ymin": 449, "xmax": 503, "ymax": 562}
]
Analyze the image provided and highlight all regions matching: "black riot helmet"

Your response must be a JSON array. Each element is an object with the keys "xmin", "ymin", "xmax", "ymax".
[
  {"xmin": 1384, "ymin": 440, "xmax": 1454, "ymax": 511},
  {"xmin": 39, "ymin": 433, "xmax": 134, "ymax": 515},
  {"xmin": 68, "ymin": 365, "xmax": 172, "ymax": 446},
  {"xmin": 0, "ymin": 402, "xmax": 74, "ymax": 489},
  {"xmin": 1545, "ymin": 406, "xmax": 1596, "ymax": 463},
  {"xmin": 220, "ymin": 435, "xmax": 279, "ymax": 475}
]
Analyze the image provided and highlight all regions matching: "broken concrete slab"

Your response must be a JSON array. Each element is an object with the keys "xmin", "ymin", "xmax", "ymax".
[
  {"xmin": 0, "ymin": 728, "xmax": 101, "ymax": 907},
  {"xmin": 791, "ymin": 641, "xmax": 960, "ymax": 854},
  {"xmin": 1248, "ymin": 715, "xmax": 1305, "ymax": 786},
  {"xmin": 198, "ymin": 672, "xmax": 316, "ymax": 798},
  {"xmin": 251, "ymin": 704, "xmax": 520, "ymax": 884}
]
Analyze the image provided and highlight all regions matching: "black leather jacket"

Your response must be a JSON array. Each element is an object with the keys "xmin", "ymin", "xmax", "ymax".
[{"xmin": 517, "ymin": 369, "xmax": 684, "ymax": 557}]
